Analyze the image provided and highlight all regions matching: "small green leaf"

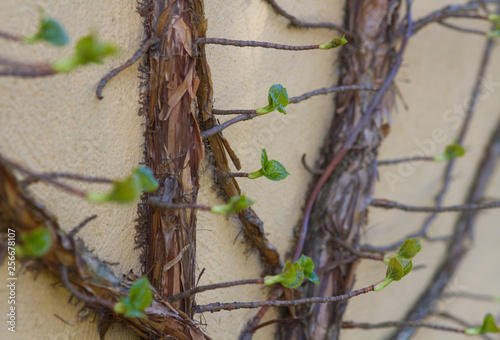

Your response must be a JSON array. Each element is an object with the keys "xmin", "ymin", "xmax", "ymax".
[
  {"xmin": 16, "ymin": 228, "xmax": 52, "ymax": 258},
  {"xmin": 129, "ymin": 277, "xmax": 153, "ymax": 311},
  {"xmin": 298, "ymin": 254, "xmax": 319, "ymax": 285},
  {"xmin": 24, "ymin": 17, "xmax": 69, "ymax": 46},
  {"xmin": 134, "ymin": 166, "xmax": 159, "ymax": 192},
  {"xmin": 434, "ymin": 143, "xmax": 465, "ymax": 161},
  {"xmin": 488, "ymin": 14, "xmax": 500, "ymax": 23},
  {"xmin": 114, "ymin": 277, "xmax": 152, "ymax": 319},
  {"xmin": 386, "ymin": 258, "xmax": 404, "ymax": 281},
  {"xmin": 465, "ymin": 313, "xmax": 500, "ymax": 335},
  {"xmin": 318, "ymin": 35, "xmax": 348, "ymax": 50},
  {"xmin": 263, "ymin": 160, "xmax": 290, "ymax": 181},
  {"xmin": 211, "ymin": 195, "xmax": 254, "ymax": 214},
  {"xmin": 264, "ymin": 261, "xmax": 304, "ymax": 288},
  {"xmin": 261, "ymin": 149, "xmax": 269, "ymax": 169},
  {"xmin": 256, "ymin": 84, "xmax": 289, "ymax": 115},
  {"xmin": 87, "ymin": 166, "xmax": 157, "ymax": 204},
  {"xmin": 257, "ymin": 149, "xmax": 290, "ymax": 181},
  {"xmin": 52, "ymin": 33, "xmax": 117, "ymax": 72},
  {"xmin": 397, "ymin": 239, "xmax": 422, "ymax": 259}
]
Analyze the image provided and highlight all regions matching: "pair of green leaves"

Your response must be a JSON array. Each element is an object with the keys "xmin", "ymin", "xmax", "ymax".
[
  {"xmin": 211, "ymin": 195, "xmax": 254, "ymax": 214},
  {"xmin": 375, "ymin": 239, "xmax": 421, "ymax": 291},
  {"xmin": 256, "ymin": 84, "xmax": 290, "ymax": 115},
  {"xmin": 248, "ymin": 149, "xmax": 290, "ymax": 181},
  {"xmin": 434, "ymin": 143, "xmax": 465, "ymax": 162},
  {"xmin": 114, "ymin": 277, "xmax": 153, "ymax": 318},
  {"xmin": 264, "ymin": 254, "xmax": 319, "ymax": 289},
  {"xmin": 15, "ymin": 228, "xmax": 52, "ymax": 258},
  {"xmin": 22, "ymin": 16, "xmax": 116, "ymax": 72},
  {"xmin": 87, "ymin": 166, "xmax": 159, "ymax": 204},
  {"xmin": 318, "ymin": 35, "xmax": 348, "ymax": 50},
  {"xmin": 465, "ymin": 313, "xmax": 499, "ymax": 335}
]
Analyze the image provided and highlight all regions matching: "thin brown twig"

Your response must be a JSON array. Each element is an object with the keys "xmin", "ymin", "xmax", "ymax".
[
  {"xmin": 263, "ymin": 0, "xmax": 353, "ymax": 37},
  {"xmin": 22, "ymin": 172, "xmax": 112, "ymax": 186},
  {"xmin": 437, "ymin": 21, "xmax": 487, "ymax": 35},
  {"xmin": 201, "ymin": 113, "xmax": 257, "ymax": 139},
  {"xmin": 332, "ymin": 238, "xmax": 384, "ymax": 261},
  {"xmin": 196, "ymin": 37, "xmax": 321, "ymax": 51},
  {"xmin": 293, "ymin": 1, "xmax": 414, "ymax": 261},
  {"xmin": 195, "ymin": 285, "xmax": 374, "ymax": 313},
  {"xmin": 411, "ymin": 2, "xmax": 487, "ymax": 35},
  {"xmin": 250, "ymin": 317, "xmax": 304, "ymax": 333},
  {"xmin": 377, "ymin": 155, "xmax": 435, "ymax": 165},
  {"xmin": 69, "ymin": 215, "xmax": 98, "ymax": 238},
  {"xmin": 96, "ymin": 36, "xmax": 159, "ymax": 99},
  {"xmin": 167, "ymin": 279, "xmax": 264, "ymax": 303},
  {"xmin": 370, "ymin": 198, "xmax": 500, "ymax": 212},
  {"xmin": 342, "ymin": 320, "xmax": 465, "ymax": 334},
  {"xmin": 0, "ymin": 155, "xmax": 87, "ymax": 197},
  {"xmin": 0, "ymin": 29, "xmax": 22, "ymax": 41},
  {"xmin": 288, "ymin": 85, "xmax": 378, "ymax": 104},
  {"xmin": 221, "ymin": 172, "xmax": 249, "ymax": 179}
]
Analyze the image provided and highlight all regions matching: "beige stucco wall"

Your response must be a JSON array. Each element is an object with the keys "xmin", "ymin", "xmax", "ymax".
[{"xmin": 1, "ymin": 1, "xmax": 499, "ymax": 340}]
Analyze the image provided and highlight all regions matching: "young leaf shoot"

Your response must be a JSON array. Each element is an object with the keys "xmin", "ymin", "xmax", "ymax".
[
  {"xmin": 383, "ymin": 238, "xmax": 422, "ymax": 263},
  {"xmin": 210, "ymin": 195, "xmax": 254, "ymax": 214},
  {"xmin": 264, "ymin": 254, "xmax": 319, "ymax": 288},
  {"xmin": 318, "ymin": 35, "xmax": 348, "ymax": 50},
  {"xmin": 374, "ymin": 258, "xmax": 413, "ymax": 291},
  {"xmin": 434, "ymin": 143, "xmax": 465, "ymax": 161},
  {"xmin": 465, "ymin": 313, "xmax": 500, "ymax": 335},
  {"xmin": 87, "ymin": 166, "xmax": 158, "ymax": 204},
  {"xmin": 255, "ymin": 84, "xmax": 290, "ymax": 115},
  {"xmin": 114, "ymin": 277, "xmax": 153, "ymax": 318},
  {"xmin": 15, "ymin": 228, "xmax": 52, "ymax": 258},
  {"xmin": 248, "ymin": 149, "xmax": 290, "ymax": 181}
]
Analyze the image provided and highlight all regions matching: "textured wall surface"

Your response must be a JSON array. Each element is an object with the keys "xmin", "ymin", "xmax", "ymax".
[{"xmin": 1, "ymin": 1, "xmax": 499, "ymax": 340}]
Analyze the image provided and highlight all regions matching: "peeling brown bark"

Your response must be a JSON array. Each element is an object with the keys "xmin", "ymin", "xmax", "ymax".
[
  {"xmin": 137, "ymin": 0, "xmax": 205, "ymax": 316},
  {"xmin": 282, "ymin": 1, "xmax": 402, "ymax": 338}
]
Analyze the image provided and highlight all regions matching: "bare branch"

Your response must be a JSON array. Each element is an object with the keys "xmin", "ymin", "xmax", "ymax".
[
  {"xmin": 377, "ymin": 155, "xmax": 435, "ymax": 165},
  {"xmin": 196, "ymin": 37, "xmax": 321, "ymax": 51},
  {"xmin": 96, "ymin": 36, "xmax": 159, "ymax": 99},
  {"xmin": 195, "ymin": 285, "xmax": 374, "ymax": 313},
  {"xmin": 370, "ymin": 198, "xmax": 500, "ymax": 213},
  {"xmin": 263, "ymin": 0, "xmax": 353, "ymax": 36},
  {"xmin": 167, "ymin": 279, "xmax": 264, "ymax": 303},
  {"xmin": 342, "ymin": 320, "xmax": 465, "ymax": 334}
]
